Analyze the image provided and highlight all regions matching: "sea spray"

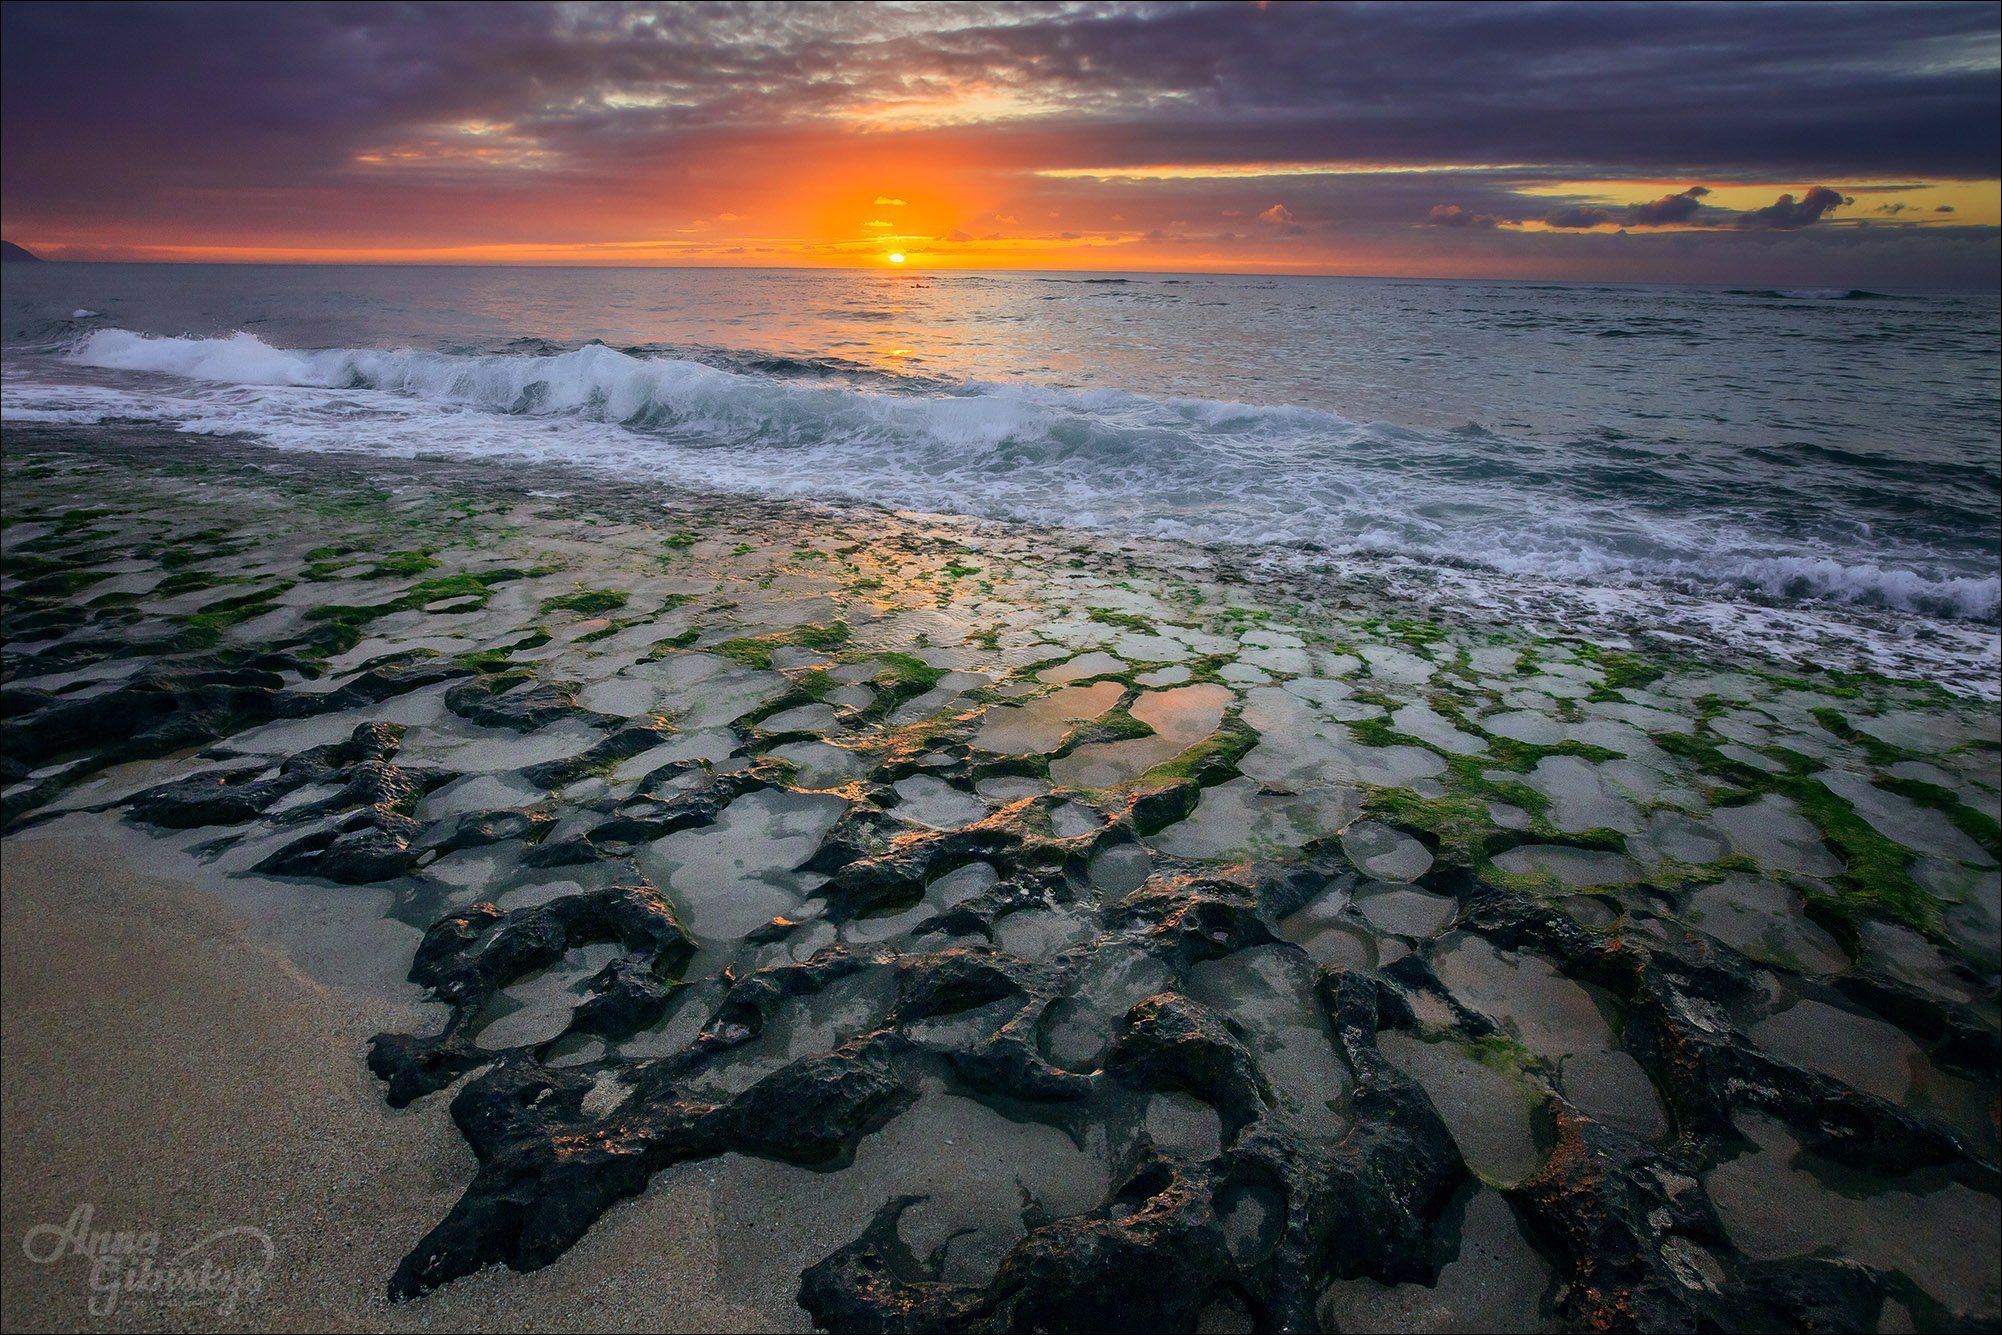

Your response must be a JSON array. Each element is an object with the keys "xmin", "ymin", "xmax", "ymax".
[{"xmin": 51, "ymin": 327, "xmax": 2000, "ymax": 626}]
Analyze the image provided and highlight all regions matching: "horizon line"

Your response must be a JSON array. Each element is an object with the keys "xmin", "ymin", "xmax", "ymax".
[{"xmin": 4, "ymin": 253, "xmax": 1992, "ymax": 293}]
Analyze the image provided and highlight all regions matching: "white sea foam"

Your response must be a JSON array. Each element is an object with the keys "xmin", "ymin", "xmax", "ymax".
[{"xmin": 25, "ymin": 328, "xmax": 2002, "ymax": 644}]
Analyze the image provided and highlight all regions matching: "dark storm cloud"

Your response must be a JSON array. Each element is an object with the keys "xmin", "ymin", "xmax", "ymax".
[
  {"xmin": 1539, "ymin": 185, "xmax": 1850, "ymax": 231},
  {"xmin": 1543, "ymin": 188, "xmax": 1710, "ymax": 230},
  {"xmin": 1628, "ymin": 186, "xmax": 1710, "ymax": 225},
  {"xmin": 1735, "ymin": 185, "xmax": 1852, "ymax": 229},
  {"xmin": 4, "ymin": 0, "xmax": 1998, "ymax": 205}
]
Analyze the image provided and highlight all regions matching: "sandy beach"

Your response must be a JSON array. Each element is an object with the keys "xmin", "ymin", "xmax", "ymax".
[{"xmin": 0, "ymin": 818, "xmax": 805, "ymax": 1332}]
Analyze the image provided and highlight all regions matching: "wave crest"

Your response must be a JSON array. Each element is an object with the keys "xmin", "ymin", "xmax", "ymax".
[{"xmin": 52, "ymin": 327, "xmax": 2002, "ymax": 626}]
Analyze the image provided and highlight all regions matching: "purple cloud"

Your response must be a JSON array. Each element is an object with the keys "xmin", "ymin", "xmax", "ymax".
[
  {"xmin": 1627, "ymin": 185, "xmax": 1710, "ymax": 225},
  {"xmin": 1427, "ymin": 204, "xmax": 1500, "ymax": 228},
  {"xmin": 1736, "ymin": 185, "xmax": 1851, "ymax": 229},
  {"xmin": 1544, "ymin": 204, "xmax": 1615, "ymax": 229}
]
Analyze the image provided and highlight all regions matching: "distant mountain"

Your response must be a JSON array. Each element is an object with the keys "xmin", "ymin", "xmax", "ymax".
[{"xmin": 1, "ymin": 240, "xmax": 44, "ymax": 262}]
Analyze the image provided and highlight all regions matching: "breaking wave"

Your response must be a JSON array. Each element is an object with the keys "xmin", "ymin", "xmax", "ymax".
[
  {"xmin": 38, "ymin": 327, "xmax": 2002, "ymax": 625},
  {"xmin": 1726, "ymin": 287, "xmax": 1894, "ymax": 301}
]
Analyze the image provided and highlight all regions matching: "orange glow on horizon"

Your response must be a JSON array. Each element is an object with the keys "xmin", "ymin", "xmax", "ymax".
[{"xmin": 9, "ymin": 137, "xmax": 1996, "ymax": 280}]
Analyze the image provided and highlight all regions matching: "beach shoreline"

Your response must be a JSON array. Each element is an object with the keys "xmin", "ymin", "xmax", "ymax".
[
  {"xmin": 2, "ymin": 423, "xmax": 1997, "ymax": 1331},
  {"xmin": 2, "ymin": 415, "xmax": 1994, "ymax": 701}
]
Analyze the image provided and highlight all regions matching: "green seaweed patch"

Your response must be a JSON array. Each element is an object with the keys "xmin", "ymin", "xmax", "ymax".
[
  {"xmin": 1874, "ymin": 776, "xmax": 2001, "ymax": 862},
  {"xmin": 303, "ymin": 569, "xmax": 528, "ymax": 653},
  {"xmin": 17, "ymin": 567, "xmax": 113, "ymax": 599},
  {"xmin": 1769, "ymin": 775, "xmax": 1934, "ymax": 931},
  {"xmin": 1574, "ymin": 642, "xmax": 1667, "ymax": 696},
  {"xmin": 1069, "ymin": 707, "xmax": 1156, "ymax": 748},
  {"xmin": 158, "ymin": 535, "xmax": 248, "ymax": 570},
  {"xmin": 540, "ymin": 587, "xmax": 629, "ymax": 617},
  {"xmin": 1140, "ymin": 715, "xmax": 1258, "ymax": 787},
  {"xmin": 1359, "ymin": 615, "xmax": 1447, "ymax": 652},
  {"xmin": 302, "ymin": 602, "xmax": 390, "ymax": 652},
  {"xmin": 1808, "ymin": 707, "xmax": 1911, "ymax": 768},
  {"xmin": 1464, "ymin": 1031, "xmax": 1543, "ymax": 1080},
  {"xmin": 1369, "ymin": 787, "xmax": 1501, "ymax": 865},
  {"xmin": 368, "ymin": 549, "xmax": 441, "ymax": 579},
  {"xmin": 1409, "ymin": 693, "xmax": 1621, "ymax": 774},
  {"xmin": 752, "ymin": 755, "xmax": 803, "ymax": 789},
  {"xmin": 1361, "ymin": 753, "xmax": 1556, "ymax": 865},
  {"xmin": 790, "ymin": 669, "xmax": 837, "ymax": 702},
  {"xmin": 1636, "ymin": 853, "xmax": 1755, "ymax": 895},
  {"xmin": 1650, "ymin": 728, "xmax": 1778, "ymax": 790},
  {"xmin": 455, "ymin": 647, "xmax": 523, "ymax": 674},
  {"xmin": 0, "ymin": 553, "xmax": 72, "ymax": 581},
  {"xmin": 642, "ymin": 627, "xmax": 704, "ymax": 659},
  {"xmin": 1484, "ymin": 733, "xmax": 1623, "ymax": 773},
  {"xmin": 862, "ymin": 652, "xmax": 947, "ymax": 714},
  {"xmin": 1345, "ymin": 715, "xmax": 1412, "ymax": 749},
  {"xmin": 1476, "ymin": 850, "xmax": 1572, "ymax": 898},
  {"xmin": 1751, "ymin": 663, "xmax": 1952, "ymax": 706},
  {"xmin": 1649, "ymin": 724, "xmax": 1935, "ymax": 930},
  {"xmin": 52, "ymin": 507, "xmax": 116, "ymax": 535},
  {"xmin": 154, "ymin": 570, "xmax": 247, "ymax": 596},
  {"xmin": 711, "ymin": 620, "xmax": 851, "ymax": 669},
  {"xmin": 177, "ymin": 580, "xmax": 298, "ymax": 647},
  {"xmin": 1179, "ymin": 652, "xmax": 1240, "ymax": 686},
  {"xmin": 406, "ymin": 570, "xmax": 528, "ymax": 606},
  {"xmin": 1089, "ymin": 607, "xmax": 1157, "ymax": 635}
]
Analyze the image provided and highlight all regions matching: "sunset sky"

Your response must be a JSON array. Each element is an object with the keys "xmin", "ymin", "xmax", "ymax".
[{"xmin": 3, "ymin": 1, "xmax": 1998, "ymax": 284}]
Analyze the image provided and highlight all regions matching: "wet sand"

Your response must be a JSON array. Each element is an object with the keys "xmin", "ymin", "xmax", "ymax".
[{"xmin": 0, "ymin": 820, "xmax": 797, "ymax": 1332}]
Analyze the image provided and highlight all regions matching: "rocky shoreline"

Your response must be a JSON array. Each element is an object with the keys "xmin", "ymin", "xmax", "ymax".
[{"xmin": 2, "ymin": 425, "xmax": 1998, "ymax": 1331}]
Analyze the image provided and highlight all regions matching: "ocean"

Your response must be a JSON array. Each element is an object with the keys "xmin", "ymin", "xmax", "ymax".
[{"xmin": 4, "ymin": 263, "xmax": 1997, "ymax": 691}]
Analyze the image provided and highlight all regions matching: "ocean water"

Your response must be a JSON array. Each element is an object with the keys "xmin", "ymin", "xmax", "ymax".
[{"xmin": 3, "ymin": 264, "xmax": 1997, "ymax": 688}]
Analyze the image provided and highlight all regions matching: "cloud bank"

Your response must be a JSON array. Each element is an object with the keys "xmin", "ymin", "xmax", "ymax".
[{"xmin": 1, "ymin": 1, "xmax": 1994, "ymax": 282}]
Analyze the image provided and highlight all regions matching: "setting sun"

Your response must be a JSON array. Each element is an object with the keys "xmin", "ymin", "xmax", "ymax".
[{"xmin": 886, "ymin": 252, "xmax": 905, "ymax": 264}]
